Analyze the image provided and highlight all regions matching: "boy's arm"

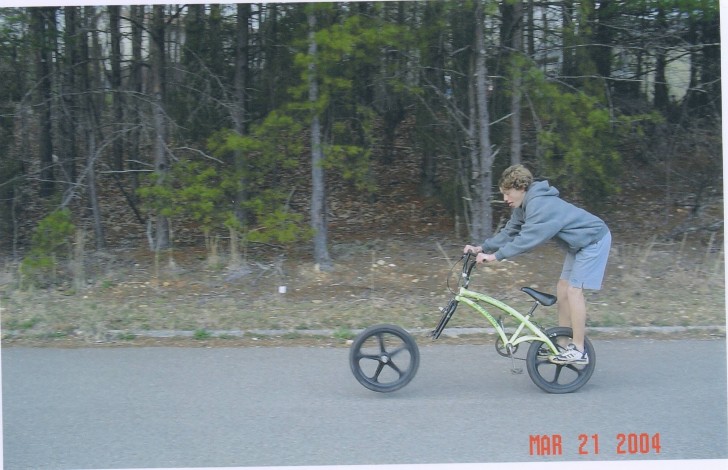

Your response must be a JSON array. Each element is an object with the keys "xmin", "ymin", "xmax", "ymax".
[
  {"xmin": 493, "ymin": 203, "xmax": 562, "ymax": 260},
  {"xmin": 481, "ymin": 209, "xmax": 524, "ymax": 252}
]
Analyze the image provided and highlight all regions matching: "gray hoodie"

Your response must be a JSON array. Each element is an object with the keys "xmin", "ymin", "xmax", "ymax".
[{"xmin": 482, "ymin": 180, "xmax": 609, "ymax": 261}]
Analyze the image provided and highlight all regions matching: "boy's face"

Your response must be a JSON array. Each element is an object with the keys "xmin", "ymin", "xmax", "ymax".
[{"xmin": 501, "ymin": 187, "xmax": 526, "ymax": 209}]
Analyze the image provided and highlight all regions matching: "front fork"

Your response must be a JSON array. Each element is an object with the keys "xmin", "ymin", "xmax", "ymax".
[{"xmin": 431, "ymin": 298, "xmax": 459, "ymax": 339}]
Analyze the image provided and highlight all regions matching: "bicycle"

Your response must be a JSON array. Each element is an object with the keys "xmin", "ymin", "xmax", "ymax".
[{"xmin": 349, "ymin": 252, "xmax": 596, "ymax": 394}]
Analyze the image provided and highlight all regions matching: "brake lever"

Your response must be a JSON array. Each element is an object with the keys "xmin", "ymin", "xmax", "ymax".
[{"xmin": 461, "ymin": 252, "xmax": 476, "ymax": 288}]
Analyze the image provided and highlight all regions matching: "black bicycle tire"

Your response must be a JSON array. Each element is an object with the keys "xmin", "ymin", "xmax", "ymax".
[
  {"xmin": 349, "ymin": 324, "xmax": 420, "ymax": 393},
  {"xmin": 526, "ymin": 326, "xmax": 596, "ymax": 394}
]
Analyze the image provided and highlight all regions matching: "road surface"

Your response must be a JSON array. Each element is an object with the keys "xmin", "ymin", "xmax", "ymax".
[{"xmin": 2, "ymin": 338, "xmax": 726, "ymax": 469}]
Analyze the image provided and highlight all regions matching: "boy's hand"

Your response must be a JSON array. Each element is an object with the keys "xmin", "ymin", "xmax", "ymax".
[
  {"xmin": 463, "ymin": 244, "xmax": 482, "ymax": 254},
  {"xmin": 476, "ymin": 253, "xmax": 497, "ymax": 264}
]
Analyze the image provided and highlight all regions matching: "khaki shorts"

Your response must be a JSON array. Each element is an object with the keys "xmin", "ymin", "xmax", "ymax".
[{"xmin": 560, "ymin": 231, "xmax": 611, "ymax": 290}]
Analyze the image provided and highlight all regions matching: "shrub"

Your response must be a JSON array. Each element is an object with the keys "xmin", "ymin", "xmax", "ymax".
[{"xmin": 19, "ymin": 208, "xmax": 75, "ymax": 288}]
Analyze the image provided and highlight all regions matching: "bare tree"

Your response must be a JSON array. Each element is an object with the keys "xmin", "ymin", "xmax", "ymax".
[
  {"xmin": 30, "ymin": 7, "xmax": 56, "ymax": 197},
  {"xmin": 307, "ymin": 8, "xmax": 332, "ymax": 270},
  {"xmin": 150, "ymin": 5, "xmax": 170, "ymax": 251},
  {"xmin": 58, "ymin": 7, "xmax": 79, "ymax": 192},
  {"xmin": 127, "ymin": 5, "xmax": 144, "ymax": 196},
  {"xmin": 468, "ymin": 1, "xmax": 495, "ymax": 243},
  {"xmin": 233, "ymin": 4, "xmax": 251, "ymax": 226},
  {"xmin": 416, "ymin": 0, "xmax": 447, "ymax": 198},
  {"xmin": 79, "ymin": 6, "xmax": 105, "ymax": 249},
  {"xmin": 109, "ymin": 5, "xmax": 124, "ymax": 172},
  {"xmin": 507, "ymin": 0, "xmax": 524, "ymax": 165}
]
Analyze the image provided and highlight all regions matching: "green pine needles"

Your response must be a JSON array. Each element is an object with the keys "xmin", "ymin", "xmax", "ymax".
[
  {"xmin": 19, "ymin": 208, "xmax": 75, "ymax": 287},
  {"xmin": 137, "ymin": 111, "xmax": 312, "ymax": 261}
]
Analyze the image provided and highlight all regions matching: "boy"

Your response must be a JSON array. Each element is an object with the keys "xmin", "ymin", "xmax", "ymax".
[{"xmin": 464, "ymin": 164, "xmax": 611, "ymax": 364}]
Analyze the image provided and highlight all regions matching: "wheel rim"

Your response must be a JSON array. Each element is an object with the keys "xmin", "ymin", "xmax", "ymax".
[
  {"xmin": 526, "ymin": 327, "xmax": 595, "ymax": 393},
  {"xmin": 533, "ymin": 357, "xmax": 590, "ymax": 385},
  {"xmin": 350, "ymin": 325, "xmax": 419, "ymax": 392}
]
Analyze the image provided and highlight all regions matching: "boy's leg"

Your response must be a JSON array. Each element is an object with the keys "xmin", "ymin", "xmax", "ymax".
[
  {"xmin": 557, "ymin": 231, "xmax": 611, "ymax": 356},
  {"xmin": 556, "ymin": 279, "xmax": 585, "ymax": 350},
  {"xmin": 566, "ymin": 284, "xmax": 586, "ymax": 351},
  {"xmin": 556, "ymin": 279, "xmax": 571, "ymax": 328}
]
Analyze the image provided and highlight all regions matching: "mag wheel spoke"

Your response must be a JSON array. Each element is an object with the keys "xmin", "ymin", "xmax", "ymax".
[
  {"xmin": 548, "ymin": 363, "xmax": 564, "ymax": 384},
  {"xmin": 372, "ymin": 363, "xmax": 386, "ymax": 383},
  {"xmin": 388, "ymin": 345, "xmax": 409, "ymax": 357},
  {"xmin": 356, "ymin": 353, "xmax": 381, "ymax": 361},
  {"xmin": 386, "ymin": 360, "xmax": 404, "ymax": 378},
  {"xmin": 376, "ymin": 333, "xmax": 387, "ymax": 353}
]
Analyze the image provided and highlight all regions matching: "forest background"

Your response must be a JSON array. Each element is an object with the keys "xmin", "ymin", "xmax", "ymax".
[{"xmin": 0, "ymin": 1, "xmax": 724, "ymax": 346}]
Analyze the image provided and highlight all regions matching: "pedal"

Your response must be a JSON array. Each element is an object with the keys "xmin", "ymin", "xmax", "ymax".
[
  {"xmin": 511, "ymin": 355, "xmax": 523, "ymax": 375},
  {"xmin": 506, "ymin": 344, "xmax": 523, "ymax": 374},
  {"xmin": 509, "ymin": 354, "xmax": 523, "ymax": 374}
]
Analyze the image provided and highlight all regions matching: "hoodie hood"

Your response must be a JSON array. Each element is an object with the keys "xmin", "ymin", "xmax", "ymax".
[{"xmin": 522, "ymin": 180, "xmax": 559, "ymax": 210}]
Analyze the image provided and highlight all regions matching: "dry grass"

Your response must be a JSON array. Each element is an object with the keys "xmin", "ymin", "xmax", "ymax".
[{"xmin": 1, "ymin": 235, "xmax": 725, "ymax": 347}]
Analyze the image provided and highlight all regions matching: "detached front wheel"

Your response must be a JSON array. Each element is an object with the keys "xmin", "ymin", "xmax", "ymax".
[
  {"xmin": 526, "ymin": 327, "xmax": 595, "ymax": 394},
  {"xmin": 349, "ymin": 324, "xmax": 420, "ymax": 392}
]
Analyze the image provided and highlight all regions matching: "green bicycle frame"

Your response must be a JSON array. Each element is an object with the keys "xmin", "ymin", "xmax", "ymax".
[{"xmin": 456, "ymin": 287, "xmax": 558, "ymax": 354}]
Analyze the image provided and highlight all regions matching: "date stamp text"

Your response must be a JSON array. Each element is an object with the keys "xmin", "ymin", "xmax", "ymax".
[{"xmin": 529, "ymin": 433, "xmax": 662, "ymax": 456}]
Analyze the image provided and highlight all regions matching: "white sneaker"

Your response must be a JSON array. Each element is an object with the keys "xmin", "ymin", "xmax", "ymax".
[{"xmin": 549, "ymin": 343, "xmax": 589, "ymax": 365}]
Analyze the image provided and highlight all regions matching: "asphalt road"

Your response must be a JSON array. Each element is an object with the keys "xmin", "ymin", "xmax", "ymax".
[{"xmin": 2, "ymin": 338, "xmax": 727, "ymax": 470}]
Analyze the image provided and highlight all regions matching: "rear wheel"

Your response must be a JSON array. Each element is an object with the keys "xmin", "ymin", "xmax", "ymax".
[
  {"xmin": 349, "ymin": 324, "xmax": 419, "ymax": 392},
  {"xmin": 526, "ymin": 327, "xmax": 595, "ymax": 393}
]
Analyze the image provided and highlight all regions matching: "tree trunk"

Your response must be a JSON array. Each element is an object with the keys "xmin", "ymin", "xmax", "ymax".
[
  {"xmin": 510, "ymin": 82, "xmax": 523, "ymax": 165},
  {"xmin": 30, "ymin": 7, "xmax": 56, "ymax": 198},
  {"xmin": 526, "ymin": 0, "xmax": 535, "ymax": 57},
  {"xmin": 685, "ymin": 7, "xmax": 720, "ymax": 113},
  {"xmin": 698, "ymin": 13, "xmax": 720, "ymax": 113},
  {"xmin": 469, "ymin": 2, "xmax": 494, "ymax": 242},
  {"xmin": 109, "ymin": 6, "xmax": 124, "ymax": 172},
  {"xmin": 260, "ymin": 3, "xmax": 281, "ymax": 114},
  {"xmin": 590, "ymin": 0, "xmax": 614, "ymax": 79},
  {"xmin": 653, "ymin": 6, "xmax": 669, "ymax": 111},
  {"xmin": 80, "ymin": 6, "xmax": 105, "ymax": 249},
  {"xmin": 561, "ymin": 2, "xmax": 576, "ymax": 79},
  {"xmin": 128, "ymin": 5, "xmax": 144, "ymax": 197},
  {"xmin": 208, "ymin": 5, "xmax": 224, "ymax": 79},
  {"xmin": 417, "ymin": 0, "xmax": 446, "ymax": 198},
  {"xmin": 233, "ymin": 4, "xmax": 250, "ymax": 226},
  {"xmin": 509, "ymin": 0, "xmax": 524, "ymax": 165},
  {"xmin": 85, "ymin": 128, "xmax": 104, "ymax": 248},
  {"xmin": 59, "ymin": 7, "xmax": 79, "ymax": 193},
  {"xmin": 654, "ymin": 50, "xmax": 668, "ymax": 112},
  {"xmin": 151, "ymin": 5, "xmax": 170, "ymax": 251},
  {"xmin": 307, "ymin": 10, "xmax": 332, "ymax": 270}
]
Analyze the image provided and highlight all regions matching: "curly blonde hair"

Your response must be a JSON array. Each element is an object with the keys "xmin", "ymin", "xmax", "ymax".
[{"xmin": 498, "ymin": 164, "xmax": 533, "ymax": 191}]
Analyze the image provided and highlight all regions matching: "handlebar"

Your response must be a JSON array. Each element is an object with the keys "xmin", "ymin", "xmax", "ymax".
[
  {"xmin": 452, "ymin": 251, "xmax": 478, "ymax": 291},
  {"xmin": 462, "ymin": 251, "xmax": 478, "ymax": 279}
]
